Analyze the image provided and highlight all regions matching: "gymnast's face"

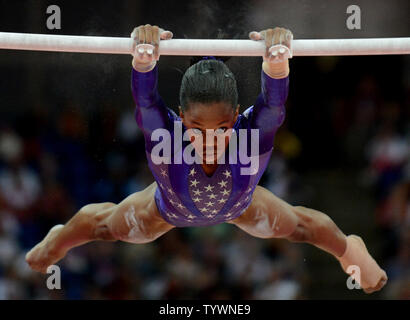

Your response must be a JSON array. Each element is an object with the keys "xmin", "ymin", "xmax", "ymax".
[{"xmin": 179, "ymin": 102, "xmax": 239, "ymax": 164}]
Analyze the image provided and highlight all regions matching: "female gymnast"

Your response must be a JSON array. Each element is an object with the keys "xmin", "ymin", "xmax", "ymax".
[{"xmin": 26, "ymin": 25, "xmax": 387, "ymax": 294}]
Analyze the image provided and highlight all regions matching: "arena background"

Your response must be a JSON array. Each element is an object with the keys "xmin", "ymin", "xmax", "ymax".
[{"xmin": 0, "ymin": 0, "xmax": 408, "ymax": 299}]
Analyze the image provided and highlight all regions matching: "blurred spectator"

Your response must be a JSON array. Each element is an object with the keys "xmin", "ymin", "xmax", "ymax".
[
  {"xmin": 365, "ymin": 123, "xmax": 409, "ymax": 201},
  {"xmin": 0, "ymin": 130, "xmax": 41, "ymax": 221}
]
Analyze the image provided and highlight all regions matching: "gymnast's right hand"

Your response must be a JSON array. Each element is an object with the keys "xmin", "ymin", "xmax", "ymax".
[{"xmin": 131, "ymin": 24, "xmax": 173, "ymax": 72}]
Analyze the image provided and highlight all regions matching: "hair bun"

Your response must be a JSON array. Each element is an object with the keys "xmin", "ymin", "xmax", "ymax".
[{"xmin": 189, "ymin": 56, "xmax": 232, "ymax": 66}]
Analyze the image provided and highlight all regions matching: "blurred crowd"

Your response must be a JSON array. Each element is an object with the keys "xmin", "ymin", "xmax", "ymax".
[
  {"xmin": 356, "ymin": 79, "xmax": 410, "ymax": 299},
  {"xmin": 331, "ymin": 75, "xmax": 410, "ymax": 299},
  {"xmin": 0, "ymin": 59, "xmax": 408, "ymax": 299}
]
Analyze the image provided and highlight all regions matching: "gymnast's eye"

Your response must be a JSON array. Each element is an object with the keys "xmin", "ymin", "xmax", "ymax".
[
  {"xmin": 215, "ymin": 127, "xmax": 228, "ymax": 134},
  {"xmin": 191, "ymin": 128, "xmax": 202, "ymax": 135}
]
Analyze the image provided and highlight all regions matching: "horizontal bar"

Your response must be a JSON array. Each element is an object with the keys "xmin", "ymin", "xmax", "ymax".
[{"xmin": 0, "ymin": 32, "xmax": 410, "ymax": 56}]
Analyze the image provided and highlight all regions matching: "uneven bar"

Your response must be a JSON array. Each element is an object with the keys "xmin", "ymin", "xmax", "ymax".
[{"xmin": 0, "ymin": 32, "xmax": 409, "ymax": 56}]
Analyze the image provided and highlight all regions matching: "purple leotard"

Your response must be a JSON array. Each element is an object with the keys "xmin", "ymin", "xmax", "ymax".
[{"xmin": 131, "ymin": 65, "xmax": 288, "ymax": 227}]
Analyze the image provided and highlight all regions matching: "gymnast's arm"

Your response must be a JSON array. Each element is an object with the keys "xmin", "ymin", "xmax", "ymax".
[
  {"xmin": 247, "ymin": 67, "xmax": 289, "ymax": 154},
  {"xmin": 131, "ymin": 65, "xmax": 175, "ymax": 142},
  {"xmin": 130, "ymin": 25, "xmax": 176, "ymax": 151},
  {"xmin": 246, "ymin": 27, "xmax": 292, "ymax": 154}
]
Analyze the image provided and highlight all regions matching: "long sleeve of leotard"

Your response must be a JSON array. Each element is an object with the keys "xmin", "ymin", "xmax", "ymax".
[
  {"xmin": 131, "ymin": 65, "xmax": 177, "ymax": 150},
  {"xmin": 243, "ymin": 70, "xmax": 289, "ymax": 154}
]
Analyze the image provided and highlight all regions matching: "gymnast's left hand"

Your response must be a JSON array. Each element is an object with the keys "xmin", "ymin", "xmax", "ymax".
[{"xmin": 249, "ymin": 27, "xmax": 293, "ymax": 78}]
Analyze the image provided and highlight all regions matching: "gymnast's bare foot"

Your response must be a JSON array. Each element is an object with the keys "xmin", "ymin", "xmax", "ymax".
[
  {"xmin": 340, "ymin": 235, "xmax": 388, "ymax": 294},
  {"xmin": 25, "ymin": 225, "xmax": 67, "ymax": 274},
  {"xmin": 350, "ymin": 235, "xmax": 388, "ymax": 294}
]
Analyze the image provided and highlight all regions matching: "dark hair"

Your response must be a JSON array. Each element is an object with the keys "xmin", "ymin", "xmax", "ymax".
[{"xmin": 179, "ymin": 58, "xmax": 238, "ymax": 112}]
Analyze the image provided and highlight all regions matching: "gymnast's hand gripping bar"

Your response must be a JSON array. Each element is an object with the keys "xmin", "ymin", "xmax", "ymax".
[{"xmin": 0, "ymin": 32, "xmax": 409, "ymax": 56}]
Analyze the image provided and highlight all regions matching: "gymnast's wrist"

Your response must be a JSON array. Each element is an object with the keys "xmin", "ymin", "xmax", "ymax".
[
  {"xmin": 262, "ymin": 60, "xmax": 289, "ymax": 79},
  {"xmin": 132, "ymin": 59, "xmax": 157, "ymax": 73}
]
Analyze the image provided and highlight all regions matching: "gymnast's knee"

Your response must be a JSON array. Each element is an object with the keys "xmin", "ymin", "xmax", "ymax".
[
  {"xmin": 107, "ymin": 201, "xmax": 166, "ymax": 244},
  {"xmin": 75, "ymin": 202, "xmax": 117, "ymax": 241},
  {"xmin": 244, "ymin": 205, "xmax": 298, "ymax": 239}
]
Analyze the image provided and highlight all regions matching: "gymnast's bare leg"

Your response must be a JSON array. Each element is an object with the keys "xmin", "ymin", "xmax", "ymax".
[
  {"xmin": 227, "ymin": 185, "xmax": 388, "ymax": 294},
  {"xmin": 25, "ymin": 182, "xmax": 175, "ymax": 274}
]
